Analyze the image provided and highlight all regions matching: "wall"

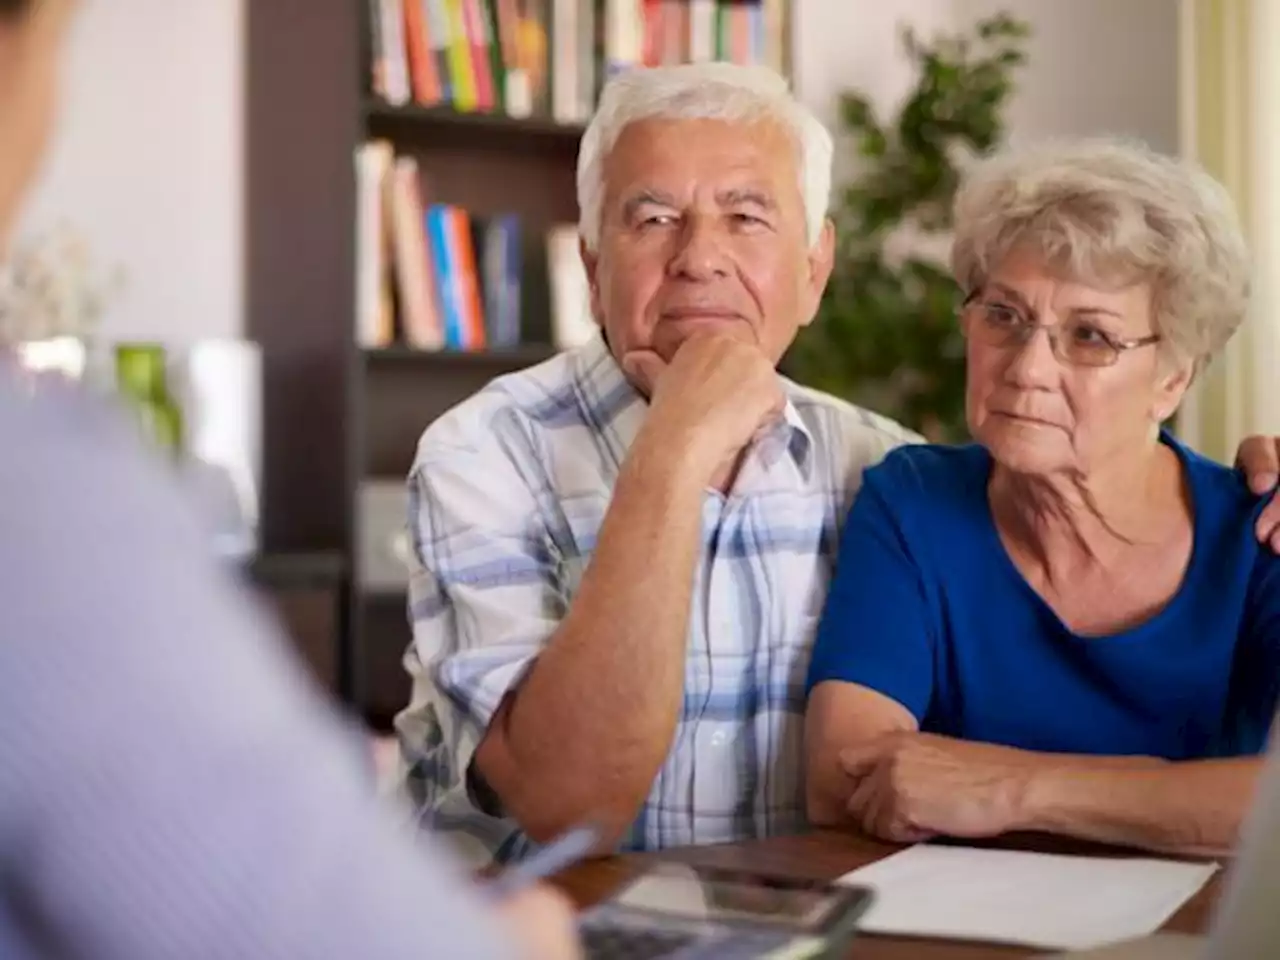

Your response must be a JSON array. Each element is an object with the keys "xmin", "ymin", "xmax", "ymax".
[
  {"xmin": 792, "ymin": 0, "xmax": 956, "ymax": 185},
  {"xmin": 794, "ymin": 0, "xmax": 1180, "ymax": 183},
  {"xmin": 956, "ymin": 0, "xmax": 1179, "ymax": 154},
  {"xmin": 14, "ymin": 0, "xmax": 245, "ymax": 346}
]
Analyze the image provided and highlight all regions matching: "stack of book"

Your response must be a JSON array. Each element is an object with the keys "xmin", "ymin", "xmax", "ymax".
[
  {"xmin": 354, "ymin": 143, "xmax": 594, "ymax": 352},
  {"xmin": 368, "ymin": 0, "xmax": 789, "ymax": 123}
]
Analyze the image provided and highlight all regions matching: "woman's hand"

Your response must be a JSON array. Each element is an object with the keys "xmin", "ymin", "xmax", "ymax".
[{"xmin": 839, "ymin": 732, "xmax": 1032, "ymax": 844}]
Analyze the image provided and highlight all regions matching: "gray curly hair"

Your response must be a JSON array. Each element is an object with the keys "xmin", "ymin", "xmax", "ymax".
[{"xmin": 950, "ymin": 138, "xmax": 1251, "ymax": 378}]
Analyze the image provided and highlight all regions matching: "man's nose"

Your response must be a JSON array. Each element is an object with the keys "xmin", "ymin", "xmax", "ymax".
[{"xmin": 667, "ymin": 216, "xmax": 731, "ymax": 281}]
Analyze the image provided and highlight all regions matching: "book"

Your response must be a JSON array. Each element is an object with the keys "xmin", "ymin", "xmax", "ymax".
[{"xmin": 371, "ymin": 0, "xmax": 789, "ymax": 118}]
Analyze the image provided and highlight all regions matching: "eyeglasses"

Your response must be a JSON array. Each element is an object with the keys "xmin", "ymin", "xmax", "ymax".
[{"xmin": 959, "ymin": 293, "xmax": 1161, "ymax": 368}]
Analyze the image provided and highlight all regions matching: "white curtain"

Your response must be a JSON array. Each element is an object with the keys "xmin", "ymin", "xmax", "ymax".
[{"xmin": 1177, "ymin": 0, "xmax": 1280, "ymax": 462}]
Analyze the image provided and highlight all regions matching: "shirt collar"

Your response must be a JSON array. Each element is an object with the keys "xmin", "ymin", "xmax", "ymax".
[{"xmin": 570, "ymin": 334, "xmax": 815, "ymax": 484}]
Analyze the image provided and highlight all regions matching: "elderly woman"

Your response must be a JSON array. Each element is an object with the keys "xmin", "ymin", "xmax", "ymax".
[{"xmin": 804, "ymin": 138, "xmax": 1280, "ymax": 857}]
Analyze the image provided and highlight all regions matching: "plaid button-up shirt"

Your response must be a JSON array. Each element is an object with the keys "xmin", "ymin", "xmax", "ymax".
[{"xmin": 394, "ymin": 335, "xmax": 919, "ymax": 866}]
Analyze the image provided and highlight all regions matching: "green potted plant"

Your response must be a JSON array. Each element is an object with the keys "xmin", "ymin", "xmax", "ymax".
[{"xmin": 786, "ymin": 13, "xmax": 1030, "ymax": 441}]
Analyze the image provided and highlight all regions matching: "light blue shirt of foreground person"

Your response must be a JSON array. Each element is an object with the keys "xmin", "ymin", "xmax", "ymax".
[{"xmin": 0, "ymin": 365, "xmax": 516, "ymax": 960}]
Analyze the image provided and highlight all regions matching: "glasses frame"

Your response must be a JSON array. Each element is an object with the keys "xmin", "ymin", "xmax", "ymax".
[{"xmin": 959, "ymin": 291, "xmax": 1162, "ymax": 368}]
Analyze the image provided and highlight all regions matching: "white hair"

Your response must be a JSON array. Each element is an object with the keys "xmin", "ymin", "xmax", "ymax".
[
  {"xmin": 951, "ymin": 137, "xmax": 1252, "ymax": 376},
  {"xmin": 576, "ymin": 62, "xmax": 833, "ymax": 251}
]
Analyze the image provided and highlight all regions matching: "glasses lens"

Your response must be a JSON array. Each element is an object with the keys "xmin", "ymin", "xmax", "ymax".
[
  {"xmin": 963, "ymin": 300, "xmax": 1120, "ymax": 367},
  {"xmin": 1057, "ymin": 318, "xmax": 1119, "ymax": 367},
  {"xmin": 968, "ymin": 302, "xmax": 1024, "ymax": 346}
]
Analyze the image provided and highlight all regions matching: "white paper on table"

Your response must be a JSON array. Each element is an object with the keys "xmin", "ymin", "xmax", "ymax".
[{"xmin": 836, "ymin": 844, "xmax": 1219, "ymax": 952}]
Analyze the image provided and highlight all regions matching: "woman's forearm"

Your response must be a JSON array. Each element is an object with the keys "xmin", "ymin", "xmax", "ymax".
[
  {"xmin": 1012, "ymin": 756, "xmax": 1263, "ymax": 857},
  {"xmin": 803, "ymin": 683, "xmax": 921, "ymax": 829}
]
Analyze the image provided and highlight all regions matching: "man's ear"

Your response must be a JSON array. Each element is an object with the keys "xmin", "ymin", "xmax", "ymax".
[
  {"xmin": 799, "ymin": 218, "xmax": 836, "ymax": 328},
  {"xmin": 579, "ymin": 235, "xmax": 603, "ymax": 325}
]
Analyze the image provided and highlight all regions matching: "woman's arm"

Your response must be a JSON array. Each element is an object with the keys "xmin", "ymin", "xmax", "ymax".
[
  {"xmin": 1015, "ymin": 755, "xmax": 1263, "ymax": 857},
  {"xmin": 840, "ymin": 732, "xmax": 1256, "ymax": 856},
  {"xmin": 802, "ymin": 464, "xmax": 939, "ymax": 829},
  {"xmin": 805, "ymin": 682, "xmax": 917, "ymax": 827}
]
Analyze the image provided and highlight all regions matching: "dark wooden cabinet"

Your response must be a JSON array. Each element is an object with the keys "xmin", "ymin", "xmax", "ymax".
[{"xmin": 244, "ymin": 1, "xmax": 583, "ymax": 729}]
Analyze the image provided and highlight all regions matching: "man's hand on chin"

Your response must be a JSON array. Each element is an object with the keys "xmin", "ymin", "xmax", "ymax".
[{"xmin": 622, "ymin": 333, "xmax": 784, "ymax": 490}]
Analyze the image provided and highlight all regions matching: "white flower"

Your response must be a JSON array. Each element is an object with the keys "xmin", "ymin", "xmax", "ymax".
[{"xmin": 0, "ymin": 222, "xmax": 125, "ymax": 344}]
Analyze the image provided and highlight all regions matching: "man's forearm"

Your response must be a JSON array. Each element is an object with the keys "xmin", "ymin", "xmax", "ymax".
[
  {"xmin": 478, "ymin": 431, "xmax": 710, "ymax": 845},
  {"xmin": 1014, "ymin": 756, "xmax": 1262, "ymax": 856}
]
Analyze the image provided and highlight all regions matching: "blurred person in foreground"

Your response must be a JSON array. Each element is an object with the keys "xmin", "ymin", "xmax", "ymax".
[
  {"xmin": 805, "ymin": 138, "xmax": 1280, "ymax": 857},
  {"xmin": 0, "ymin": 1, "xmax": 579, "ymax": 957},
  {"xmin": 394, "ymin": 58, "xmax": 1280, "ymax": 868}
]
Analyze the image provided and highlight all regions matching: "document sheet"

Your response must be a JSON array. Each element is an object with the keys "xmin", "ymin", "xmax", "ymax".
[{"xmin": 837, "ymin": 844, "xmax": 1218, "ymax": 952}]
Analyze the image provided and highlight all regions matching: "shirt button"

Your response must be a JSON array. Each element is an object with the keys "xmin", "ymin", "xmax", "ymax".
[{"xmin": 710, "ymin": 730, "xmax": 729, "ymax": 747}]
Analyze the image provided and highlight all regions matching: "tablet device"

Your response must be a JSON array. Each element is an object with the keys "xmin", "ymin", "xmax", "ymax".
[{"xmin": 577, "ymin": 861, "xmax": 875, "ymax": 959}]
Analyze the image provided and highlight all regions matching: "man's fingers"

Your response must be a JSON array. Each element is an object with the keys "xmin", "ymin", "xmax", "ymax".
[
  {"xmin": 1249, "ymin": 469, "xmax": 1280, "ymax": 496},
  {"xmin": 1257, "ymin": 496, "xmax": 1280, "ymax": 545},
  {"xmin": 1234, "ymin": 435, "xmax": 1280, "ymax": 553},
  {"xmin": 1237, "ymin": 435, "xmax": 1280, "ymax": 495}
]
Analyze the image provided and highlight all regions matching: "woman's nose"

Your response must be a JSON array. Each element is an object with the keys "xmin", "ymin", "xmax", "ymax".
[{"xmin": 1001, "ymin": 324, "xmax": 1064, "ymax": 388}]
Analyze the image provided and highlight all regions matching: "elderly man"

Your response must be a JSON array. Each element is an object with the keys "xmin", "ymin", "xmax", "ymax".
[{"xmin": 394, "ymin": 62, "xmax": 1280, "ymax": 867}]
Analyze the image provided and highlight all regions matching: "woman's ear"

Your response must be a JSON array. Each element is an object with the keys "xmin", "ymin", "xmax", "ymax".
[{"xmin": 1152, "ymin": 353, "xmax": 1195, "ymax": 423}]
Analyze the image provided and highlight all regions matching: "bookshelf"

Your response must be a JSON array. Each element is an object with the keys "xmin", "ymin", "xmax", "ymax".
[
  {"xmin": 247, "ymin": 0, "xmax": 793, "ymax": 729},
  {"xmin": 364, "ymin": 99, "xmax": 588, "ymax": 141}
]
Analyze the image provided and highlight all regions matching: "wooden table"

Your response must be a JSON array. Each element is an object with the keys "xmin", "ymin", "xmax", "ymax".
[{"xmin": 552, "ymin": 830, "xmax": 1224, "ymax": 959}]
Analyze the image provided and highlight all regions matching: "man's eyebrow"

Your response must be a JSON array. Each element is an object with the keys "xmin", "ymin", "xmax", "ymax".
[
  {"xmin": 717, "ymin": 188, "xmax": 776, "ymax": 209},
  {"xmin": 621, "ymin": 189, "xmax": 677, "ymax": 220}
]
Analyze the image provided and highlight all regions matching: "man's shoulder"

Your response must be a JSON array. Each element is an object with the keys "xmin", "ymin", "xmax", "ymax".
[
  {"xmin": 784, "ymin": 380, "xmax": 925, "ymax": 464},
  {"xmin": 411, "ymin": 348, "xmax": 586, "ymax": 467}
]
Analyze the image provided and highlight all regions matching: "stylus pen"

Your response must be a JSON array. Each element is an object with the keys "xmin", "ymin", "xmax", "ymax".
[{"xmin": 485, "ymin": 823, "xmax": 602, "ymax": 900}]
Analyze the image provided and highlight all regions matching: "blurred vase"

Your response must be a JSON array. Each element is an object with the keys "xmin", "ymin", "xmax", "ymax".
[{"xmin": 114, "ymin": 342, "xmax": 183, "ymax": 456}]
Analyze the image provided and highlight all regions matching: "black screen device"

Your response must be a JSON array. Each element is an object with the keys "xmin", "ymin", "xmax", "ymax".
[{"xmin": 577, "ymin": 861, "xmax": 875, "ymax": 959}]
